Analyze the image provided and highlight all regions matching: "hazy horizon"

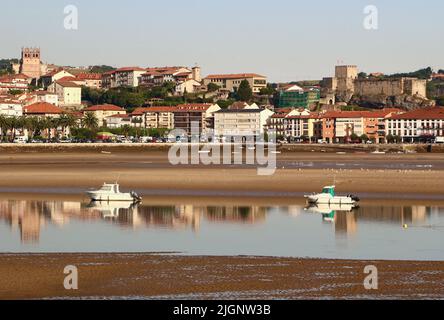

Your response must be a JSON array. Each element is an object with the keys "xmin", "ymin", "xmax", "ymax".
[{"xmin": 2, "ymin": 0, "xmax": 443, "ymax": 82}]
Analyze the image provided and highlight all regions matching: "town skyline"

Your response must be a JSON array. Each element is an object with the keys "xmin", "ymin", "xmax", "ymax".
[{"xmin": 2, "ymin": 0, "xmax": 444, "ymax": 82}]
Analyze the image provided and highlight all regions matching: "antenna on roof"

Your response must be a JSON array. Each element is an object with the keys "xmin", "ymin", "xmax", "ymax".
[{"xmin": 116, "ymin": 173, "xmax": 121, "ymax": 184}]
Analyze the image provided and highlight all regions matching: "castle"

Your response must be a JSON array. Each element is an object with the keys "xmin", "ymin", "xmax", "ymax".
[{"xmin": 322, "ymin": 65, "xmax": 428, "ymax": 103}]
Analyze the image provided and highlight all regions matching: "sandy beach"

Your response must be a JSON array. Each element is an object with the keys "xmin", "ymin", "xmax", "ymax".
[
  {"xmin": 0, "ymin": 254, "xmax": 443, "ymax": 300},
  {"xmin": 0, "ymin": 150, "xmax": 443, "ymax": 197}
]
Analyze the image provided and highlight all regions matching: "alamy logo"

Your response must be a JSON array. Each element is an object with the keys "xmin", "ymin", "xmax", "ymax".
[
  {"xmin": 363, "ymin": 265, "xmax": 378, "ymax": 290},
  {"xmin": 63, "ymin": 265, "xmax": 78, "ymax": 290},
  {"xmin": 64, "ymin": 5, "xmax": 79, "ymax": 30},
  {"xmin": 363, "ymin": 5, "xmax": 378, "ymax": 30}
]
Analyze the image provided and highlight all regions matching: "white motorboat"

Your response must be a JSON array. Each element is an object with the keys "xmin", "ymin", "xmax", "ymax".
[
  {"xmin": 304, "ymin": 185, "xmax": 359, "ymax": 205},
  {"xmin": 86, "ymin": 183, "xmax": 142, "ymax": 202}
]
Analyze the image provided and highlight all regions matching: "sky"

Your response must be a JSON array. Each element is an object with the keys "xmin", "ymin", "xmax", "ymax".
[{"xmin": 1, "ymin": 0, "xmax": 443, "ymax": 82}]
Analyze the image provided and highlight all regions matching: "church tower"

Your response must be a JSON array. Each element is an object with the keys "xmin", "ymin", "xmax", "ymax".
[{"xmin": 20, "ymin": 47, "xmax": 41, "ymax": 79}]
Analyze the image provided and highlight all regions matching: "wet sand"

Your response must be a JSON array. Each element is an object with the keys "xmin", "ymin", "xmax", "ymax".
[
  {"xmin": 0, "ymin": 151, "xmax": 443, "ymax": 197},
  {"xmin": 0, "ymin": 254, "xmax": 443, "ymax": 300}
]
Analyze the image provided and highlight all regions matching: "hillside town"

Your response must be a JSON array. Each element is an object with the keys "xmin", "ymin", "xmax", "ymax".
[{"xmin": 1, "ymin": 47, "xmax": 444, "ymax": 144}]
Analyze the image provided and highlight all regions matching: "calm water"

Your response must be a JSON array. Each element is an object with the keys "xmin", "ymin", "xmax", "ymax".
[{"xmin": 0, "ymin": 197, "xmax": 443, "ymax": 260}]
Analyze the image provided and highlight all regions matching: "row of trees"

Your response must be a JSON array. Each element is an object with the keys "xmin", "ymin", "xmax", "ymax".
[{"xmin": 0, "ymin": 112, "xmax": 100, "ymax": 142}]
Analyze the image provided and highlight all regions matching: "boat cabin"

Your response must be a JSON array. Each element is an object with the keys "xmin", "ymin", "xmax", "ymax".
[
  {"xmin": 99, "ymin": 183, "xmax": 120, "ymax": 193},
  {"xmin": 322, "ymin": 186, "xmax": 336, "ymax": 197}
]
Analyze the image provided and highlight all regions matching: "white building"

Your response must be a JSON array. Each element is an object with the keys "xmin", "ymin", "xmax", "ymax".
[
  {"xmin": 386, "ymin": 107, "xmax": 444, "ymax": 142},
  {"xmin": 175, "ymin": 79, "xmax": 202, "ymax": 94},
  {"xmin": 0, "ymin": 98, "xmax": 23, "ymax": 117},
  {"xmin": 106, "ymin": 114, "xmax": 132, "ymax": 129},
  {"xmin": 214, "ymin": 108, "xmax": 274, "ymax": 138},
  {"xmin": 114, "ymin": 67, "xmax": 146, "ymax": 88},
  {"xmin": 48, "ymin": 81, "xmax": 82, "ymax": 107}
]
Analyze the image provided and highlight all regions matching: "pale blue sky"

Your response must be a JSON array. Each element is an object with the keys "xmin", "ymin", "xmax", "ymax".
[{"xmin": 1, "ymin": 0, "xmax": 443, "ymax": 82}]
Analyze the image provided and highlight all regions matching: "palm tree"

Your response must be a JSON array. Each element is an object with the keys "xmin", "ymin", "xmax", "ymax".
[
  {"xmin": 58, "ymin": 113, "xmax": 77, "ymax": 138},
  {"xmin": 82, "ymin": 112, "xmax": 99, "ymax": 130},
  {"xmin": 121, "ymin": 124, "xmax": 131, "ymax": 138},
  {"xmin": 7, "ymin": 116, "xmax": 20, "ymax": 142},
  {"xmin": 0, "ymin": 115, "xmax": 8, "ymax": 142},
  {"xmin": 24, "ymin": 116, "xmax": 40, "ymax": 140}
]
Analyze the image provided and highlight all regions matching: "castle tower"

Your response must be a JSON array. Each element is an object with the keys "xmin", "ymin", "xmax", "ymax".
[
  {"xmin": 335, "ymin": 65, "xmax": 358, "ymax": 102},
  {"xmin": 192, "ymin": 65, "xmax": 201, "ymax": 82},
  {"xmin": 20, "ymin": 47, "xmax": 42, "ymax": 79}
]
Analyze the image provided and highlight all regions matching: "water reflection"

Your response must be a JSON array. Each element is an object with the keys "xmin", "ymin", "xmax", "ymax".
[
  {"xmin": 0, "ymin": 199, "xmax": 443, "ymax": 260},
  {"xmin": 0, "ymin": 200, "xmax": 269, "ymax": 243}
]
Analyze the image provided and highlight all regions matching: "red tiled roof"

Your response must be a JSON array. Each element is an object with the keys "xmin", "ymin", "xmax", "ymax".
[
  {"xmin": 56, "ymin": 81, "xmax": 81, "ymax": 88},
  {"xmin": 175, "ymin": 103, "xmax": 212, "ymax": 112},
  {"xmin": 42, "ymin": 68, "xmax": 69, "ymax": 78},
  {"xmin": 57, "ymin": 76, "xmax": 77, "ymax": 82},
  {"xmin": 389, "ymin": 107, "xmax": 444, "ymax": 120},
  {"xmin": 322, "ymin": 109, "xmax": 401, "ymax": 119},
  {"xmin": 0, "ymin": 73, "xmax": 30, "ymax": 82},
  {"xmin": 205, "ymin": 73, "xmax": 266, "ymax": 80},
  {"xmin": 115, "ymin": 67, "xmax": 146, "ymax": 72},
  {"xmin": 75, "ymin": 73, "xmax": 102, "ymax": 80},
  {"xmin": 132, "ymin": 106, "xmax": 176, "ymax": 115},
  {"xmin": 83, "ymin": 104, "xmax": 124, "ymax": 112},
  {"xmin": 24, "ymin": 102, "xmax": 62, "ymax": 114}
]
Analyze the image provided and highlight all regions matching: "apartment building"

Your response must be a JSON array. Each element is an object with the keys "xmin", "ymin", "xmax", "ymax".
[
  {"xmin": 386, "ymin": 107, "xmax": 444, "ymax": 142},
  {"xmin": 48, "ymin": 81, "xmax": 82, "ymax": 107},
  {"xmin": 0, "ymin": 74, "xmax": 31, "ymax": 93},
  {"xmin": 173, "ymin": 103, "xmax": 221, "ymax": 136},
  {"xmin": 74, "ymin": 73, "xmax": 102, "ymax": 89},
  {"xmin": 0, "ymin": 98, "xmax": 23, "ymax": 117},
  {"xmin": 139, "ymin": 66, "xmax": 201, "ymax": 89},
  {"xmin": 214, "ymin": 108, "xmax": 274, "ymax": 138},
  {"xmin": 321, "ymin": 109, "xmax": 401, "ymax": 143},
  {"xmin": 132, "ymin": 106, "xmax": 176, "ymax": 129},
  {"xmin": 102, "ymin": 67, "xmax": 146, "ymax": 89},
  {"xmin": 267, "ymin": 109, "xmax": 322, "ymax": 142},
  {"xmin": 203, "ymin": 73, "xmax": 267, "ymax": 93}
]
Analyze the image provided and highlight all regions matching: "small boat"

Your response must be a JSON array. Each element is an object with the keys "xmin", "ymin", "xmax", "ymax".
[
  {"xmin": 86, "ymin": 183, "xmax": 142, "ymax": 202},
  {"xmin": 304, "ymin": 185, "xmax": 359, "ymax": 205}
]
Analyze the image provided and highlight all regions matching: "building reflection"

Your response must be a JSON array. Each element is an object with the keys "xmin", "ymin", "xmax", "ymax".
[
  {"xmin": 0, "ymin": 200, "xmax": 267, "ymax": 242},
  {"xmin": 0, "ymin": 199, "xmax": 439, "ymax": 244}
]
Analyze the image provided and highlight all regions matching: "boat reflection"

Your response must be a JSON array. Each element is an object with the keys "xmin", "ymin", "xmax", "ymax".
[
  {"xmin": 305, "ymin": 203, "xmax": 355, "ymax": 223},
  {"xmin": 87, "ymin": 201, "xmax": 138, "ymax": 219}
]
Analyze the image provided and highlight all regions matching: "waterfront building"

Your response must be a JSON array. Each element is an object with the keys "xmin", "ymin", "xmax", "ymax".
[
  {"xmin": 386, "ymin": 107, "xmax": 444, "ymax": 142},
  {"xmin": 82, "ymin": 104, "xmax": 126, "ymax": 127}
]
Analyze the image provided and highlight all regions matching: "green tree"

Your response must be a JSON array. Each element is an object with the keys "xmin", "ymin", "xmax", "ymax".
[
  {"xmin": 236, "ymin": 80, "xmax": 253, "ymax": 102},
  {"xmin": 82, "ymin": 112, "xmax": 99, "ymax": 130},
  {"xmin": 350, "ymin": 133, "xmax": 359, "ymax": 143},
  {"xmin": 0, "ymin": 115, "xmax": 9, "ymax": 142},
  {"xmin": 360, "ymin": 134, "xmax": 369, "ymax": 143},
  {"xmin": 207, "ymin": 83, "xmax": 220, "ymax": 92}
]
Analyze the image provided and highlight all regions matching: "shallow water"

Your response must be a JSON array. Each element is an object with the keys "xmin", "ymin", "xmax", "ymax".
[{"xmin": 0, "ymin": 196, "xmax": 443, "ymax": 260}]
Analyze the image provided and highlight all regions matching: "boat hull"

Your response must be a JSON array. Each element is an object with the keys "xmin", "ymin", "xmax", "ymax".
[{"xmin": 306, "ymin": 195, "xmax": 357, "ymax": 205}]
